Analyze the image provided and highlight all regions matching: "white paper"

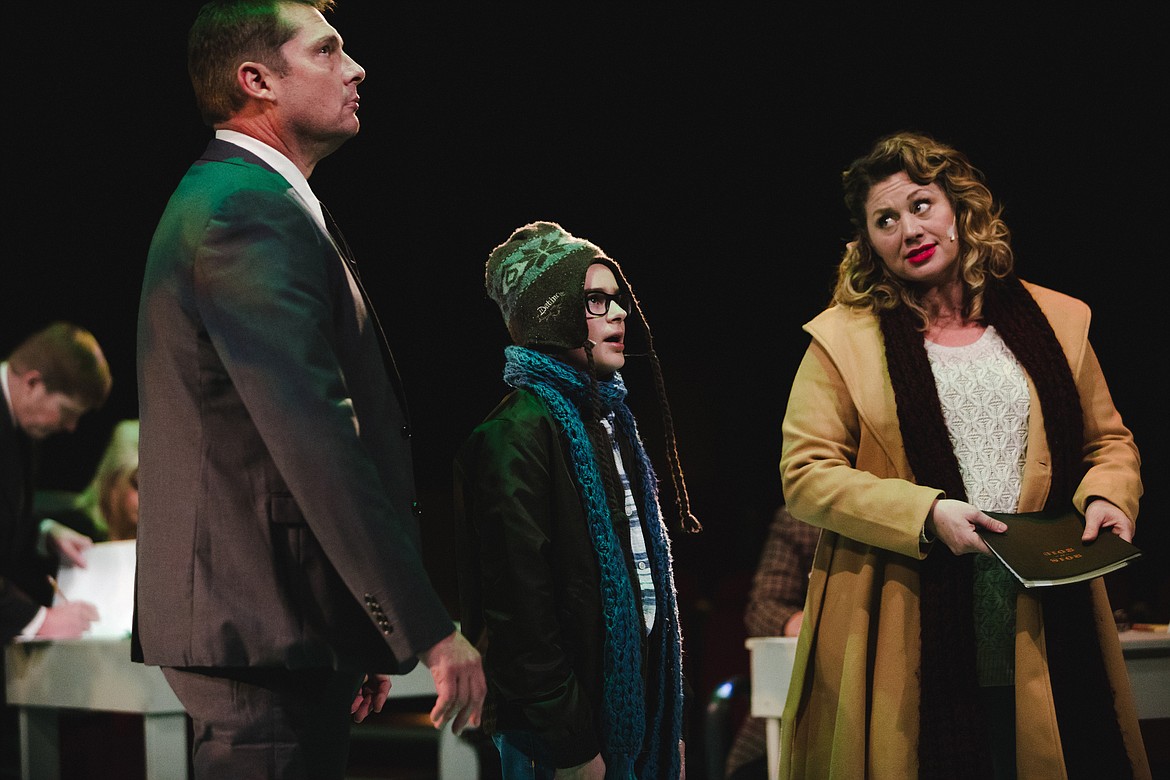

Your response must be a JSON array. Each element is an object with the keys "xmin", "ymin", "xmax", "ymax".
[{"xmin": 54, "ymin": 540, "xmax": 136, "ymax": 638}]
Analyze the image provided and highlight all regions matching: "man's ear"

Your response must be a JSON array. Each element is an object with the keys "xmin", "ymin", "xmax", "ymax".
[
  {"xmin": 13, "ymin": 368, "xmax": 43, "ymax": 391},
  {"xmin": 237, "ymin": 61, "xmax": 278, "ymax": 102},
  {"xmin": 8, "ymin": 368, "xmax": 44, "ymax": 406}
]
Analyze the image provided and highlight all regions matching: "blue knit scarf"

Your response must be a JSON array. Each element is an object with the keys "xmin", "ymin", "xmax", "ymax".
[{"xmin": 503, "ymin": 345, "xmax": 684, "ymax": 779}]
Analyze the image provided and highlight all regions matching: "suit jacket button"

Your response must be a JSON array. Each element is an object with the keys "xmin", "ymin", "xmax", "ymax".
[
  {"xmin": 401, "ymin": 425, "xmax": 411, "ymax": 439},
  {"xmin": 412, "ymin": 501, "xmax": 422, "ymax": 517}
]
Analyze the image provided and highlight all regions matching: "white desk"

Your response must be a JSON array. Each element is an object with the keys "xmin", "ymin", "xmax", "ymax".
[
  {"xmin": 5, "ymin": 638, "xmax": 185, "ymax": 780},
  {"xmin": 1117, "ymin": 629, "xmax": 1170, "ymax": 720},
  {"xmin": 745, "ymin": 630, "xmax": 1170, "ymax": 780},
  {"xmin": 5, "ymin": 638, "xmax": 478, "ymax": 780},
  {"xmin": 744, "ymin": 637, "xmax": 797, "ymax": 780}
]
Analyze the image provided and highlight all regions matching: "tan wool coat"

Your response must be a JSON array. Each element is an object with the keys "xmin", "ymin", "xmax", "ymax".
[{"xmin": 778, "ymin": 281, "xmax": 1148, "ymax": 779}]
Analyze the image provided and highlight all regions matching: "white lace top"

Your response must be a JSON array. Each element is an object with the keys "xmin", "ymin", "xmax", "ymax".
[{"xmin": 925, "ymin": 326, "xmax": 1030, "ymax": 513}]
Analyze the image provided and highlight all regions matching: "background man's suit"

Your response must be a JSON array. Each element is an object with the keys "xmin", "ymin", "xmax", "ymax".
[
  {"xmin": 1, "ymin": 404, "xmax": 41, "ymax": 643},
  {"xmin": 134, "ymin": 139, "xmax": 453, "ymax": 678}
]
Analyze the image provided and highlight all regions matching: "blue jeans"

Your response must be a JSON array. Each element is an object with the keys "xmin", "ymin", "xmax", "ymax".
[
  {"xmin": 492, "ymin": 733, "xmax": 639, "ymax": 779},
  {"xmin": 492, "ymin": 732, "xmax": 556, "ymax": 780}
]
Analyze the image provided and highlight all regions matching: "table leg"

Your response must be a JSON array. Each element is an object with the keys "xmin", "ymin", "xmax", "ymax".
[
  {"xmin": 18, "ymin": 707, "xmax": 59, "ymax": 780},
  {"xmin": 765, "ymin": 717, "xmax": 780, "ymax": 780},
  {"xmin": 143, "ymin": 713, "xmax": 188, "ymax": 780}
]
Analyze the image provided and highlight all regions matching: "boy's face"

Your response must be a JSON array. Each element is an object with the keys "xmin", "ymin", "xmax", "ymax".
[{"xmin": 565, "ymin": 263, "xmax": 627, "ymax": 376}]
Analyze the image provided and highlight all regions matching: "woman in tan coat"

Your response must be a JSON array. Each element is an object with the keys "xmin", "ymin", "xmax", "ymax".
[{"xmin": 779, "ymin": 132, "xmax": 1147, "ymax": 779}]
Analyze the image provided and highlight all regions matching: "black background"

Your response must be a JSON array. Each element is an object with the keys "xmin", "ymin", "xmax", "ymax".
[{"xmin": 9, "ymin": 2, "xmax": 1168, "ymax": 701}]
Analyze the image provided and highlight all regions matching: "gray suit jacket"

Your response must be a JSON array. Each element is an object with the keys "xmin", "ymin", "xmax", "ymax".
[{"xmin": 134, "ymin": 139, "xmax": 452, "ymax": 672}]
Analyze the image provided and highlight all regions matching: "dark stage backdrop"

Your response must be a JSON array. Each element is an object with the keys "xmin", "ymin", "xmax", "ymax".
[{"xmin": 10, "ymin": 4, "xmax": 1167, "ymax": 649}]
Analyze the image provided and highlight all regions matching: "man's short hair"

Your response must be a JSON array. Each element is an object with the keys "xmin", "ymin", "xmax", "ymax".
[
  {"xmin": 7, "ymin": 322, "xmax": 112, "ymax": 409},
  {"xmin": 187, "ymin": 0, "xmax": 335, "ymax": 126}
]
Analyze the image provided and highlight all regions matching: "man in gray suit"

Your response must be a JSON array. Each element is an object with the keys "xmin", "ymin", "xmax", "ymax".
[{"xmin": 134, "ymin": 2, "xmax": 484, "ymax": 777}]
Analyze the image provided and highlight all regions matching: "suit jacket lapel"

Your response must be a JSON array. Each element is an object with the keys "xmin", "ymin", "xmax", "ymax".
[{"xmin": 320, "ymin": 206, "xmax": 412, "ymax": 428}]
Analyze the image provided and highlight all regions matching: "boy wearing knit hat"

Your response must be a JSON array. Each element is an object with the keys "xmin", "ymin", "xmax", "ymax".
[{"xmin": 454, "ymin": 222, "xmax": 699, "ymax": 779}]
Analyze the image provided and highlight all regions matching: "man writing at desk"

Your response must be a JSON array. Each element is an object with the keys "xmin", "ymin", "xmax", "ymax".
[
  {"xmin": 135, "ymin": 1, "xmax": 484, "ymax": 777},
  {"xmin": 2, "ymin": 322, "xmax": 109, "ymax": 644}
]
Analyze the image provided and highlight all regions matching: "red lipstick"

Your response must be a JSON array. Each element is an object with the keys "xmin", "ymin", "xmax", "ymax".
[{"xmin": 906, "ymin": 244, "xmax": 937, "ymax": 265}]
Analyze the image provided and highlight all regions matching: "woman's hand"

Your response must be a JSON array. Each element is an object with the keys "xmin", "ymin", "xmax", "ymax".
[
  {"xmin": 927, "ymin": 499, "xmax": 1006, "ymax": 555},
  {"xmin": 1083, "ymin": 498, "xmax": 1136, "ymax": 543}
]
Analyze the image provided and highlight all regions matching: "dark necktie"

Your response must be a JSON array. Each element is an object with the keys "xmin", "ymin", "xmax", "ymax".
[
  {"xmin": 320, "ymin": 201, "xmax": 358, "ymax": 270},
  {"xmin": 319, "ymin": 201, "xmax": 411, "ymax": 426}
]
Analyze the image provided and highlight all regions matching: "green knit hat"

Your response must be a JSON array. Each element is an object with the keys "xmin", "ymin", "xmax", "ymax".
[{"xmin": 485, "ymin": 221, "xmax": 625, "ymax": 350}]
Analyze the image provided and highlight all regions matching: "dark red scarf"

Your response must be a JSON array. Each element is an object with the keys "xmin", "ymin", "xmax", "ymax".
[{"xmin": 879, "ymin": 274, "xmax": 1132, "ymax": 780}]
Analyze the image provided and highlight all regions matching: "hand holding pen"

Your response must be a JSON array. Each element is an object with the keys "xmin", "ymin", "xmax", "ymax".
[{"xmin": 37, "ymin": 575, "xmax": 99, "ymax": 639}]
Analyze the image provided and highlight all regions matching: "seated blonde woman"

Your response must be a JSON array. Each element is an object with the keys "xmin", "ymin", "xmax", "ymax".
[{"xmin": 72, "ymin": 419, "xmax": 139, "ymax": 542}]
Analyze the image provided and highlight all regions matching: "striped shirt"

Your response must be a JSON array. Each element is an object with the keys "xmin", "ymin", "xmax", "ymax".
[{"xmin": 600, "ymin": 414, "xmax": 657, "ymax": 634}]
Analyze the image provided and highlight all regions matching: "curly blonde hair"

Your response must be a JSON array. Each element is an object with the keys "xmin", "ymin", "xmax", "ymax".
[
  {"xmin": 73, "ymin": 420, "xmax": 139, "ymax": 541},
  {"xmin": 833, "ymin": 132, "xmax": 1014, "ymax": 328}
]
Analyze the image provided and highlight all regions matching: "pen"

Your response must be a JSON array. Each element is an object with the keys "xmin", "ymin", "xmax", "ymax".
[{"xmin": 46, "ymin": 575, "xmax": 69, "ymax": 603}]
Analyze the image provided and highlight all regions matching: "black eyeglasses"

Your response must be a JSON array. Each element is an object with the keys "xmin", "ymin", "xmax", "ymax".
[{"xmin": 585, "ymin": 290, "xmax": 631, "ymax": 317}]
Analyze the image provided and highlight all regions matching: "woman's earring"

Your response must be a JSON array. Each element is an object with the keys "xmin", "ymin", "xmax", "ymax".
[{"xmin": 947, "ymin": 222, "xmax": 957, "ymax": 242}]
